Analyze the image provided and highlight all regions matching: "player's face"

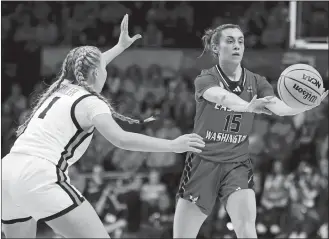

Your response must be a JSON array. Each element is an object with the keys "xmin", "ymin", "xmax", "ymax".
[{"xmin": 218, "ymin": 28, "xmax": 245, "ymax": 64}]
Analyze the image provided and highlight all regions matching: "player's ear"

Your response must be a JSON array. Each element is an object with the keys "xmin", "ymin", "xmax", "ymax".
[{"xmin": 211, "ymin": 44, "xmax": 219, "ymax": 55}]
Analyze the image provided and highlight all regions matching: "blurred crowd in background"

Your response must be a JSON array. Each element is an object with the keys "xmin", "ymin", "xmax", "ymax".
[{"xmin": 2, "ymin": 1, "xmax": 328, "ymax": 239}]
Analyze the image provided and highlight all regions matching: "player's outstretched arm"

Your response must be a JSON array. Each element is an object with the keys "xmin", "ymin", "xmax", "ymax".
[
  {"xmin": 203, "ymin": 86, "xmax": 273, "ymax": 114},
  {"xmin": 92, "ymin": 113, "xmax": 205, "ymax": 154},
  {"xmin": 102, "ymin": 14, "xmax": 142, "ymax": 65},
  {"xmin": 264, "ymin": 90, "xmax": 328, "ymax": 116}
]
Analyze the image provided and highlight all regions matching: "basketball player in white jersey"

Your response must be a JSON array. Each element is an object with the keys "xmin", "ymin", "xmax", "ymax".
[{"xmin": 1, "ymin": 15, "xmax": 205, "ymax": 238}]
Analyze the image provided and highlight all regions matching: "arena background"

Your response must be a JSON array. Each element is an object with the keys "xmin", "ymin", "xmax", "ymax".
[{"xmin": 1, "ymin": 1, "xmax": 328, "ymax": 238}]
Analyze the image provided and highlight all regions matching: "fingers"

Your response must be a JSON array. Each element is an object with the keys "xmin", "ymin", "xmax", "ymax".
[
  {"xmin": 189, "ymin": 133, "xmax": 204, "ymax": 141},
  {"xmin": 189, "ymin": 138, "xmax": 206, "ymax": 146},
  {"xmin": 321, "ymin": 90, "xmax": 328, "ymax": 101},
  {"xmin": 250, "ymin": 95, "xmax": 257, "ymax": 102},
  {"xmin": 188, "ymin": 141, "xmax": 205, "ymax": 149},
  {"xmin": 263, "ymin": 96, "xmax": 275, "ymax": 102},
  {"xmin": 132, "ymin": 34, "xmax": 142, "ymax": 41},
  {"xmin": 187, "ymin": 146, "xmax": 202, "ymax": 154},
  {"xmin": 125, "ymin": 14, "xmax": 129, "ymax": 31},
  {"xmin": 121, "ymin": 14, "xmax": 128, "ymax": 32},
  {"xmin": 256, "ymin": 98, "xmax": 273, "ymax": 104},
  {"xmin": 260, "ymin": 108, "xmax": 273, "ymax": 115},
  {"xmin": 120, "ymin": 15, "xmax": 125, "ymax": 32}
]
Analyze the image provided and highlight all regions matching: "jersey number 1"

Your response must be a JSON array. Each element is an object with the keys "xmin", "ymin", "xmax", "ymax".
[
  {"xmin": 223, "ymin": 114, "xmax": 242, "ymax": 133},
  {"xmin": 38, "ymin": 97, "xmax": 60, "ymax": 119}
]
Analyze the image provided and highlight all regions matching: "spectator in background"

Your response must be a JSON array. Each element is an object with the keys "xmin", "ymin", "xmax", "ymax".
[
  {"xmin": 1, "ymin": 103, "xmax": 15, "ymax": 157},
  {"xmin": 268, "ymin": 2, "xmax": 288, "ymax": 25},
  {"xmin": 143, "ymin": 23, "xmax": 163, "ymax": 47},
  {"xmin": 32, "ymin": 2, "xmax": 51, "ymax": 22},
  {"xmin": 131, "ymin": 25, "xmax": 144, "ymax": 48},
  {"xmin": 146, "ymin": 2, "xmax": 169, "ymax": 25},
  {"xmin": 13, "ymin": 13, "xmax": 35, "ymax": 47},
  {"xmin": 122, "ymin": 65, "xmax": 143, "ymax": 96},
  {"xmin": 111, "ymin": 148, "xmax": 147, "ymax": 172},
  {"xmin": 261, "ymin": 15, "xmax": 287, "ymax": 48},
  {"xmin": 105, "ymin": 65, "xmax": 122, "ymax": 97},
  {"xmin": 146, "ymin": 119, "xmax": 182, "ymax": 168},
  {"xmin": 259, "ymin": 160, "xmax": 290, "ymax": 237},
  {"xmin": 83, "ymin": 164, "xmax": 107, "ymax": 208},
  {"xmin": 243, "ymin": 2, "xmax": 268, "ymax": 47},
  {"xmin": 4, "ymin": 83, "xmax": 27, "ymax": 122},
  {"xmin": 35, "ymin": 16, "xmax": 58, "ymax": 46},
  {"xmin": 172, "ymin": 2, "xmax": 194, "ymax": 33},
  {"xmin": 2, "ymin": 16, "xmax": 12, "ymax": 41},
  {"xmin": 141, "ymin": 170, "xmax": 168, "ymax": 220},
  {"xmin": 68, "ymin": 164, "xmax": 86, "ymax": 193}
]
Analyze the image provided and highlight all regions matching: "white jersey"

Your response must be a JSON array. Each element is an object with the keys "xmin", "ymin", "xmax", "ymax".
[{"xmin": 10, "ymin": 80, "xmax": 111, "ymax": 172}]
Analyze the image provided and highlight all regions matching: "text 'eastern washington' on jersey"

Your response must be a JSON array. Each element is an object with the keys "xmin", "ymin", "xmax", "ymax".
[{"xmin": 192, "ymin": 65, "xmax": 275, "ymax": 163}]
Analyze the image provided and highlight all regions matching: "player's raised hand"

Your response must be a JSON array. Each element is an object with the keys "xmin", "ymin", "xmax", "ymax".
[
  {"xmin": 118, "ymin": 14, "xmax": 142, "ymax": 49},
  {"xmin": 171, "ymin": 133, "xmax": 205, "ymax": 153},
  {"xmin": 246, "ymin": 95, "xmax": 274, "ymax": 115}
]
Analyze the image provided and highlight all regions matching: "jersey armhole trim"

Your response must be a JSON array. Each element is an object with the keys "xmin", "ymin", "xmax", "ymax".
[{"xmin": 70, "ymin": 94, "xmax": 94, "ymax": 131}]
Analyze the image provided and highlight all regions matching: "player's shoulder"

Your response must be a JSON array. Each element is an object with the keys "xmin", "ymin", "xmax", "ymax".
[
  {"xmin": 245, "ymin": 68, "xmax": 266, "ymax": 81},
  {"xmin": 197, "ymin": 66, "xmax": 218, "ymax": 78},
  {"xmin": 195, "ymin": 66, "xmax": 218, "ymax": 85}
]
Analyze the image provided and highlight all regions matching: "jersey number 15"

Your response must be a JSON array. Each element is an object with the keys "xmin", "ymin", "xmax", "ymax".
[{"xmin": 223, "ymin": 114, "xmax": 242, "ymax": 133}]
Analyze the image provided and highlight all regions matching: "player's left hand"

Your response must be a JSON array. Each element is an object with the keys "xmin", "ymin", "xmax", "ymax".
[
  {"xmin": 118, "ymin": 14, "xmax": 142, "ymax": 49},
  {"xmin": 317, "ymin": 90, "xmax": 328, "ymax": 105},
  {"xmin": 306, "ymin": 90, "xmax": 328, "ymax": 110}
]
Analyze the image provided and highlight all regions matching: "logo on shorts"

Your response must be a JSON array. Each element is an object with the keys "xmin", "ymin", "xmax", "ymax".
[
  {"xmin": 235, "ymin": 187, "xmax": 242, "ymax": 191},
  {"xmin": 247, "ymin": 86, "xmax": 253, "ymax": 93},
  {"xmin": 189, "ymin": 195, "xmax": 199, "ymax": 204}
]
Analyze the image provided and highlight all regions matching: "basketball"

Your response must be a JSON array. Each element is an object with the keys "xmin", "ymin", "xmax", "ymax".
[{"xmin": 277, "ymin": 64, "xmax": 324, "ymax": 109}]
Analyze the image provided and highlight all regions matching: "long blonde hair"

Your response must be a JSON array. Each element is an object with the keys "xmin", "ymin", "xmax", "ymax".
[
  {"xmin": 17, "ymin": 46, "xmax": 146, "ymax": 136},
  {"xmin": 200, "ymin": 24, "xmax": 243, "ymax": 58}
]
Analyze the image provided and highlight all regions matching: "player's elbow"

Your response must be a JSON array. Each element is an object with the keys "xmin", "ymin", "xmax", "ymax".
[{"xmin": 110, "ymin": 133, "xmax": 128, "ymax": 149}]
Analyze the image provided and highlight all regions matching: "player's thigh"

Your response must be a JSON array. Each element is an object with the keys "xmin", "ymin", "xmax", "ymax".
[
  {"xmin": 226, "ymin": 189, "xmax": 257, "ymax": 224},
  {"xmin": 173, "ymin": 197, "xmax": 207, "ymax": 238},
  {"xmin": 45, "ymin": 200, "xmax": 110, "ymax": 238},
  {"xmin": 2, "ymin": 157, "xmax": 37, "ymax": 238},
  {"xmin": 219, "ymin": 159, "xmax": 256, "ymax": 223},
  {"xmin": 176, "ymin": 153, "xmax": 222, "ymax": 215},
  {"xmin": 2, "ymin": 218, "xmax": 37, "ymax": 238}
]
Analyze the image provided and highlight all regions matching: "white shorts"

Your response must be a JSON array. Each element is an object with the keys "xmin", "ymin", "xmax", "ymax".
[{"xmin": 2, "ymin": 153, "xmax": 85, "ymax": 224}]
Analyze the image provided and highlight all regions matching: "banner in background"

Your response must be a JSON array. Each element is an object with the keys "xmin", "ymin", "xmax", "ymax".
[{"xmin": 42, "ymin": 47, "xmax": 328, "ymax": 80}]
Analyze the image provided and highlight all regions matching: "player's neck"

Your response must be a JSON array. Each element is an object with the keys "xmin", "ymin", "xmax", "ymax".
[{"xmin": 218, "ymin": 61, "xmax": 241, "ymax": 80}]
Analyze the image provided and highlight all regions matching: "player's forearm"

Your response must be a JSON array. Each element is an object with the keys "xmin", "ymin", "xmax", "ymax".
[
  {"xmin": 265, "ymin": 97, "xmax": 310, "ymax": 116},
  {"xmin": 119, "ymin": 132, "xmax": 173, "ymax": 152},
  {"xmin": 218, "ymin": 91, "xmax": 250, "ymax": 112},
  {"xmin": 102, "ymin": 44, "xmax": 126, "ymax": 65}
]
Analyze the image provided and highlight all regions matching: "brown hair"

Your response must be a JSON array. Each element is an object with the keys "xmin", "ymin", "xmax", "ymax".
[
  {"xmin": 200, "ymin": 24, "xmax": 243, "ymax": 58},
  {"xmin": 17, "ymin": 46, "xmax": 149, "ymax": 136}
]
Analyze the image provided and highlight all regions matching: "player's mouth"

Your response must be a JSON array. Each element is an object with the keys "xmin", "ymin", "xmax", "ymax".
[{"xmin": 232, "ymin": 53, "xmax": 240, "ymax": 56}]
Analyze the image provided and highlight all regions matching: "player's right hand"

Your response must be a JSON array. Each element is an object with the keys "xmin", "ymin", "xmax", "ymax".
[
  {"xmin": 118, "ymin": 14, "xmax": 142, "ymax": 49},
  {"xmin": 171, "ymin": 133, "xmax": 205, "ymax": 153},
  {"xmin": 246, "ymin": 95, "xmax": 274, "ymax": 115}
]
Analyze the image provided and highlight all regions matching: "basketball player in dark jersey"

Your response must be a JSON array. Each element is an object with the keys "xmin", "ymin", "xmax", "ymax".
[{"xmin": 174, "ymin": 24, "xmax": 328, "ymax": 238}]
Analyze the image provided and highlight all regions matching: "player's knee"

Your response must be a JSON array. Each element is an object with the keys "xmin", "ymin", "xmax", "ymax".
[{"xmin": 233, "ymin": 218, "xmax": 256, "ymax": 238}]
